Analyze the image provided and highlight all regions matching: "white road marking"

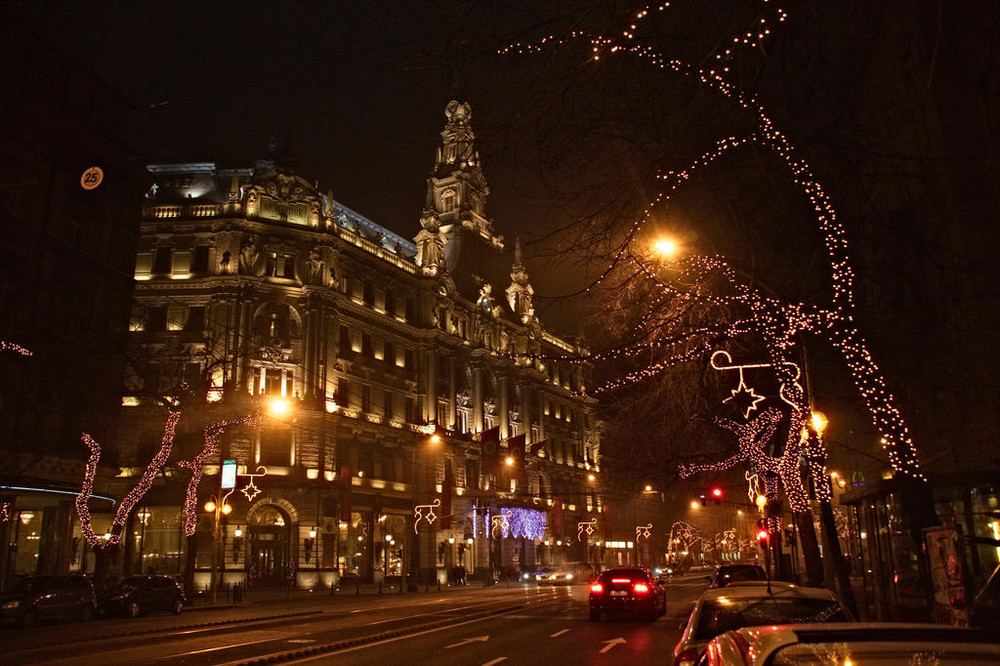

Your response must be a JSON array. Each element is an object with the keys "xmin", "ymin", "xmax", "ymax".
[
  {"xmin": 549, "ymin": 629, "xmax": 570, "ymax": 638},
  {"xmin": 600, "ymin": 637, "xmax": 627, "ymax": 654},
  {"xmin": 445, "ymin": 635, "xmax": 490, "ymax": 649},
  {"xmin": 482, "ymin": 659, "xmax": 507, "ymax": 666}
]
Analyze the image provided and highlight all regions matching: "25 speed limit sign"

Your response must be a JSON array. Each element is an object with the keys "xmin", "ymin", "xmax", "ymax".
[{"xmin": 80, "ymin": 166, "xmax": 104, "ymax": 190}]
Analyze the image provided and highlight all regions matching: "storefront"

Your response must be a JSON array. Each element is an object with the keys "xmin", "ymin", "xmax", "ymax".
[{"xmin": 840, "ymin": 473, "xmax": 1000, "ymax": 623}]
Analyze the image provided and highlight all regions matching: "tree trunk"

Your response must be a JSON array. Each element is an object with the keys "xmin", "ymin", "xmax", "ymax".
[
  {"xmin": 183, "ymin": 534, "xmax": 198, "ymax": 599},
  {"xmin": 794, "ymin": 510, "xmax": 825, "ymax": 588},
  {"xmin": 818, "ymin": 499, "xmax": 859, "ymax": 618},
  {"xmin": 92, "ymin": 543, "xmax": 118, "ymax": 594}
]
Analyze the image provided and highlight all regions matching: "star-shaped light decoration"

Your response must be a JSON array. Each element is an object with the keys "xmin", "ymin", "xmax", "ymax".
[
  {"xmin": 724, "ymin": 379, "xmax": 766, "ymax": 418},
  {"xmin": 240, "ymin": 479, "xmax": 261, "ymax": 502}
]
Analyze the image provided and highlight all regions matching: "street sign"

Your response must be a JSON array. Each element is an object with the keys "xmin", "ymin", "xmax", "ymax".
[
  {"xmin": 80, "ymin": 166, "xmax": 104, "ymax": 190},
  {"xmin": 221, "ymin": 458, "xmax": 237, "ymax": 489}
]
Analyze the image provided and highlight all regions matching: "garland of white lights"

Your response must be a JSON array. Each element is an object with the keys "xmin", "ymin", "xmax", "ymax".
[{"xmin": 501, "ymin": 1, "xmax": 925, "ymax": 482}]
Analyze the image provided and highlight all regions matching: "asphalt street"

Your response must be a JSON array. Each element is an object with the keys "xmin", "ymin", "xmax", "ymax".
[{"xmin": 1, "ymin": 573, "xmax": 709, "ymax": 665}]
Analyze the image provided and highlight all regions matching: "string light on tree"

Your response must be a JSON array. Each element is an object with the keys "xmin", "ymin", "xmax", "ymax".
[{"xmin": 498, "ymin": 0, "xmax": 925, "ymax": 483}]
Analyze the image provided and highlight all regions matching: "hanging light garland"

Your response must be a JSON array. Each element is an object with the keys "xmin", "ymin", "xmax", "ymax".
[
  {"xmin": 77, "ymin": 411, "xmax": 181, "ymax": 548},
  {"xmin": 0, "ymin": 341, "xmax": 32, "ymax": 356},
  {"xmin": 499, "ymin": 2, "xmax": 925, "ymax": 482},
  {"xmin": 180, "ymin": 412, "xmax": 260, "ymax": 538}
]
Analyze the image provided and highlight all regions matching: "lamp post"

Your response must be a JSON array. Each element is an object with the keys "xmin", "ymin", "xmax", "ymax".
[{"xmin": 204, "ymin": 490, "xmax": 234, "ymax": 605}]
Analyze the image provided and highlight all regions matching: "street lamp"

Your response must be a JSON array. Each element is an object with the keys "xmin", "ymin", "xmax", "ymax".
[
  {"xmin": 653, "ymin": 237, "xmax": 678, "ymax": 260},
  {"xmin": 204, "ymin": 491, "xmax": 234, "ymax": 604}
]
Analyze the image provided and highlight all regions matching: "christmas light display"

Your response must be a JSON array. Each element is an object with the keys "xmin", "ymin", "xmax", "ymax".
[
  {"xmin": 76, "ymin": 411, "xmax": 181, "ymax": 548},
  {"xmin": 240, "ymin": 465, "xmax": 267, "ymax": 502},
  {"xmin": 180, "ymin": 413, "xmax": 260, "ymax": 537},
  {"xmin": 500, "ymin": 1, "xmax": 925, "ymax": 483},
  {"xmin": 577, "ymin": 518, "xmax": 597, "ymax": 542},
  {"xmin": 491, "ymin": 513, "xmax": 511, "ymax": 538},
  {"xmin": 666, "ymin": 521, "xmax": 705, "ymax": 562},
  {"xmin": 635, "ymin": 523, "xmax": 653, "ymax": 540},
  {"xmin": 0, "ymin": 341, "xmax": 32, "ymax": 356},
  {"xmin": 501, "ymin": 507, "xmax": 547, "ymax": 540},
  {"xmin": 413, "ymin": 498, "xmax": 441, "ymax": 534}
]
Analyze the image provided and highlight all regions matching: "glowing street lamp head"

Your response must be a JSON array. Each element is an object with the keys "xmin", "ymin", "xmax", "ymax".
[
  {"xmin": 653, "ymin": 237, "xmax": 678, "ymax": 259},
  {"xmin": 268, "ymin": 397, "xmax": 291, "ymax": 418},
  {"xmin": 690, "ymin": 500, "xmax": 700, "ymax": 510},
  {"xmin": 756, "ymin": 494, "xmax": 767, "ymax": 509},
  {"xmin": 587, "ymin": 474, "xmax": 596, "ymax": 482},
  {"xmin": 204, "ymin": 500, "xmax": 217, "ymax": 513},
  {"xmin": 222, "ymin": 504, "xmax": 232, "ymax": 515},
  {"xmin": 505, "ymin": 456, "xmax": 515, "ymax": 466},
  {"xmin": 811, "ymin": 411, "xmax": 828, "ymax": 435},
  {"xmin": 644, "ymin": 484, "xmax": 653, "ymax": 492}
]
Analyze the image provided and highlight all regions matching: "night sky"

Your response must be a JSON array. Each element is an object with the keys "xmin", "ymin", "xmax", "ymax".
[{"xmin": 12, "ymin": 2, "xmax": 998, "ymax": 466}]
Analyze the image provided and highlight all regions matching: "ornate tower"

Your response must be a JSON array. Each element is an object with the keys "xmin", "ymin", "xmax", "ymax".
[{"xmin": 415, "ymin": 101, "xmax": 504, "ymax": 293}]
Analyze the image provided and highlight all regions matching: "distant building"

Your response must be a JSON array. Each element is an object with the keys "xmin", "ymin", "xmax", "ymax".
[
  {"xmin": 112, "ymin": 101, "xmax": 602, "ymax": 589},
  {"xmin": 0, "ymin": 13, "xmax": 148, "ymax": 587}
]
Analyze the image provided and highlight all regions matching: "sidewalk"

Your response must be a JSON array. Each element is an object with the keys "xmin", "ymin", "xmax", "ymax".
[{"xmin": 186, "ymin": 578, "xmax": 508, "ymax": 612}]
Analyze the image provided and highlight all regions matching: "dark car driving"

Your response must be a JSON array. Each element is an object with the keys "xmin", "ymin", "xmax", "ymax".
[
  {"xmin": 98, "ymin": 574, "xmax": 186, "ymax": 617},
  {"xmin": 589, "ymin": 567, "xmax": 666, "ymax": 621},
  {"xmin": 0, "ymin": 574, "xmax": 97, "ymax": 627},
  {"xmin": 707, "ymin": 563, "xmax": 768, "ymax": 588}
]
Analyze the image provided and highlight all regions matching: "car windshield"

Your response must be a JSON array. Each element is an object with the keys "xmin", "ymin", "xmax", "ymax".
[
  {"xmin": 772, "ymin": 642, "xmax": 1000, "ymax": 665},
  {"xmin": 695, "ymin": 596, "xmax": 847, "ymax": 639},
  {"xmin": 3, "ymin": 577, "xmax": 51, "ymax": 595},
  {"xmin": 716, "ymin": 567, "xmax": 766, "ymax": 583}
]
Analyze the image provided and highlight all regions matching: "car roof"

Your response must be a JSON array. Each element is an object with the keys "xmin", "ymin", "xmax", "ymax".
[
  {"xmin": 720, "ymin": 623, "xmax": 1000, "ymax": 663},
  {"xmin": 698, "ymin": 582, "xmax": 838, "ymax": 602}
]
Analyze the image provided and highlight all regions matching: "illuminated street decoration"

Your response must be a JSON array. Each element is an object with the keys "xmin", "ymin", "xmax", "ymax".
[
  {"xmin": 577, "ymin": 518, "xmax": 597, "ymax": 542},
  {"xmin": 413, "ymin": 498, "xmax": 441, "ymax": 534},
  {"xmin": 502, "ymin": 508, "xmax": 547, "ymax": 540},
  {"xmin": 499, "ymin": 1, "xmax": 925, "ymax": 484},
  {"xmin": 666, "ymin": 521, "xmax": 705, "ymax": 562},
  {"xmin": 0, "ymin": 340, "xmax": 32, "ymax": 356},
  {"xmin": 491, "ymin": 513, "xmax": 510, "ymax": 538},
  {"xmin": 635, "ymin": 523, "xmax": 652, "ymax": 540},
  {"xmin": 240, "ymin": 466, "xmax": 268, "ymax": 502},
  {"xmin": 77, "ymin": 411, "xmax": 181, "ymax": 547}
]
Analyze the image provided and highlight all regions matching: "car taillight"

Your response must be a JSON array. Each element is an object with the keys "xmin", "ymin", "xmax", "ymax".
[
  {"xmin": 633, "ymin": 582, "xmax": 649, "ymax": 593},
  {"xmin": 675, "ymin": 647, "xmax": 701, "ymax": 666},
  {"xmin": 590, "ymin": 583, "xmax": 603, "ymax": 593}
]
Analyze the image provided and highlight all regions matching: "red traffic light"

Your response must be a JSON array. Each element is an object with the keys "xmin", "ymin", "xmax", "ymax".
[
  {"xmin": 756, "ymin": 529, "xmax": 769, "ymax": 541},
  {"xmin": 711, "ymin": 487, "xmax": 723, "ymax": 498}
]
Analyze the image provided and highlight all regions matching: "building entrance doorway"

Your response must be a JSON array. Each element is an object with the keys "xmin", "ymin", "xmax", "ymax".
[{"xmin": 249, "ymin": 505, "xmax": 290, "ymax": 586}]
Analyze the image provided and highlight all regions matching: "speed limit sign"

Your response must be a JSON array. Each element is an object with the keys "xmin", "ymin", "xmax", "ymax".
[{"xmin": 80, "ymin": 166, "xmax": 104, "ymax": 190}]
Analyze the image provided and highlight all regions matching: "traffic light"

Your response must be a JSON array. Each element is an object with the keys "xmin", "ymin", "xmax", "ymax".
[
  {"xmin": 711, "ymin": 487, "xmax": 723, "ymax": 505},
  {"xmin": 756, "ymin": 518, "xmax": 768, "ymax": 543}
]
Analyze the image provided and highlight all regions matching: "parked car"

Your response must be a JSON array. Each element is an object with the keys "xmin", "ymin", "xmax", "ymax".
[
  {"xmin": 589, "ymin": 567, "xmax": 666, "ymax": 621},
  {"xmin": 98, "ymin": 574, "xmax": 186, "ymax": 617},
  {"xmin": 0, "ymin": 574, "xmax": 97, "ymax": 627},
  {"xmin": 698, "ymin": 623, "xmax": 1000, "ymax": 665},
  {"xmin": 673, "ymin": 582, "xmax": 851, "ymax": 666},
  {"xmin": 536, "ymin": 562, "xmax": 594, "ymax": 585},
  {"xmin": 706, "ymin": 563, "xmax": 767, "ymax": 589}
]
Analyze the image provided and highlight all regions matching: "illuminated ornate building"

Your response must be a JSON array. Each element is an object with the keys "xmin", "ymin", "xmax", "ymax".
[{"xmin": 115, "ymin": 101, "xmax": 602, "ymax": 589}]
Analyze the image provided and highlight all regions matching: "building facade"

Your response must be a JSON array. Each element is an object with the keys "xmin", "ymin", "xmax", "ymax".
[{"xmin": 108, "ymin": 101, "xmax": 602, "ymax": 591}]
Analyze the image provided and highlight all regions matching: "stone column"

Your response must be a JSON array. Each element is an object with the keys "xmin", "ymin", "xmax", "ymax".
[
  {"xmin": 499, "ymin": 374, "xmax": 509, "ymax": 436},
  {"xmin": 473, "ymin": 365, "xmax": 484, "ymax": 432},
  {"xmin": 425, "ymin": 348, "xmax": 437, "ymax": 425}
]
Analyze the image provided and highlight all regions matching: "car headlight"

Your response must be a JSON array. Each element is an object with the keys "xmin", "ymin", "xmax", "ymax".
[
  {"xmin": 2, "ymin": 600, "xmax": 19, "ymax": 610},
  {"xmin": 566, "ymin": 574, "xmax": 574, "ymax": 580}
]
